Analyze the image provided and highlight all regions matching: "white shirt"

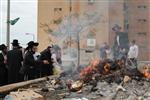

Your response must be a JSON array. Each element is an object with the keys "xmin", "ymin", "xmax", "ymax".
[
  {"xmin": 106, "ymin": 49, "xmax": 113, "ymax": 59},
  {"xmin": 117, "ymin": 35, "xmax": 120, "ymax": 46},
  {"xmin": 128, "ymin": 44, "xmax": 138, "ymax": 58},
  {"xmin": 33, "ymin": 52, "xmax": 41, "ymax": 61}
]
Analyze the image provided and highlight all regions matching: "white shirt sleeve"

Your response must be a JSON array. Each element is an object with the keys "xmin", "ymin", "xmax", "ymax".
[
  {"xmin": 135, "ymin": 45, "xmax": 139, "ymax": 58},
  {"xmin": 128, "ymin": 46, "xmax": 133, "ymax": 58},
  {"xmin": 117, "ymin": 35, "xmax": 120, "ymax": 46}
]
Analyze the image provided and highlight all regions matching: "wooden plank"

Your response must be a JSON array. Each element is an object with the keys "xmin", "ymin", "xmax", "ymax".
[{"xmin": 0, "ymin": 75, "xmax": 58, "ymax": 93}]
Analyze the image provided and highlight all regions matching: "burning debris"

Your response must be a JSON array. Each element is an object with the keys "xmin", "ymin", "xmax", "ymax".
[
  {"xmin": 79, "ymin": 59, "xmax": 125, "ymax": 84},
  {"xmin": 1, "ymin": 59, "xmax": 150, "ymax": 100}
]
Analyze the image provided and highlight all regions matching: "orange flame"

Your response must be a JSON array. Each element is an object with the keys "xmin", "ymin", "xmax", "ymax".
[
  {"xmin": 90, "ymin": 58, "xmax": 100, "ymax": 69},
  {"xmin": 104, "ymin": 63, "xmax": 110, "ymax": 73},
  {"xmin": 143, "ymin": 65, "xmax": 150, "ymax": 79}
]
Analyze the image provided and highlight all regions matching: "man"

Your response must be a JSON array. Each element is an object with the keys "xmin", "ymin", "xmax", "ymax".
[
  {"xmin": 0, "ymin": 44, "xmax": 8, "ymax": 86},
  {"xmin": 23, "ymin": 41, "xmax": 49, "ymax": 80},
  {"xmin": 112, "ymin": 24, "xmax": 129, "ymax": 59},
  {"xmin": 7, "ymin": 40, "xmax": 23, "ymax": 84},
  {"xmin": 40, "ymin": 46, "xmax": 53, "ymax": 77},
  {"xmin": 128, "ymin": 40, "xmax": 139, "ymax": 67},
  {"xmin": 112, "ymin": 24, "xmax": 129, "ymax": 49}
]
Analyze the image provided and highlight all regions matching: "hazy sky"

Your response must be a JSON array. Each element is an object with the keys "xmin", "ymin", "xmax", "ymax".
[{"xmin": 0, "ymin": 0, "xmax": 37, "ymax": 47}]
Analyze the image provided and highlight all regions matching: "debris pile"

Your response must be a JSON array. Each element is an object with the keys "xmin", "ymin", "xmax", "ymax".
[{"xmin": 1, "ymin": 59, "xmax": 150, "ymax": 100}]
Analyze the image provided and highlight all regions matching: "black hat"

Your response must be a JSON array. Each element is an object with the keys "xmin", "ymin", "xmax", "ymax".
[
  {"xmin": 0, "ymin": 44, "xmax": 7, "ymax": 51},
  {"xmin": 26, "ymin": 41, "xmax": 39, "ymax": 50},
  {"xmin": 11, "ymin": 39, "xmax": 19, "ymax": 46},
  {"xmin": 112, "ymin": 24, "xmax": 121, "ymax": 31}
]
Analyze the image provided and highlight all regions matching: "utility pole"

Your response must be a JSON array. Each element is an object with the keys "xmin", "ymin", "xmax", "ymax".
[
  {"xmin": 69, "ymin": 0, "xmax": 72, "ymax": 48},
  {"xmin": 124, "ymin": 0, "xmax": 129, "ymax": 33},
  {"xmin": 6, "ymin": 0, "xmax": 10, "ymax": 49},
  {"xmin": 77, "ymin": 30, "xmax": 80, "ymax": 67}
]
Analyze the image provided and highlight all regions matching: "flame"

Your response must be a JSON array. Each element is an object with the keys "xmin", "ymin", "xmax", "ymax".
[
  {"xmin": 90, "ymin": 58, "xmax": 100, "ymax": 69},
  {"xmin": 104, "ymin": 63, "xmax": 110, "ymax": 73},
  {"xmin": 80, "ymin": 58, "xmax": 100, "ymax": 79},
  {"xmin": 80, "ymin": 66, "xmax": 93, "ymax": 78},
  {"xmin": 143, "ymin": 65, "xmax": 150, "ymax": 79},
  {"xmin": 79, "ymin": 59, "xmax": 125, "ymax": 81}
]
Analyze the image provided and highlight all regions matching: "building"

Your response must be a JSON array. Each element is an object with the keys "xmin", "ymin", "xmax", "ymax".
[{"xmin": 38, "ymin": 0, "xmax": 150, "ymax": 61}]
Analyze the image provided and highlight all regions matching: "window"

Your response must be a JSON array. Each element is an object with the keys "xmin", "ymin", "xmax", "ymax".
[
  {"xmin": 137, "ymin": 32, "xmax": 146, "ymax": 35},
  {"xmin": 54, "ymin": 8, "xmax": 62, "ymax": 12},
  {"xmin": 137, "ymin": 5, "xmax": 147, "ymax": 9},
  {"xmin": 137, "ymin": 19, "xmax": 147, "ymax": 22}
]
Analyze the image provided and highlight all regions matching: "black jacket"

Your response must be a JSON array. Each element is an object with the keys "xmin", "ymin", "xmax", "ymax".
[
  {"xmin": 40, "ymin": 49, "xmax": 53, "ymax": 76},
  {"xmin": 0, "ymin": 53, "xmax": 5, "ymax": 68},
  {"xmin": 23, "ymin": 50, "xmax": 42, "ymax": 75},
  {"xmin": 115, "ymin": 32, "xmax": 129, "ymax": 49},
  {"xmin": 0, "ymin": 53, "xmax": 8, "ymax": 86},
  {"xmin": 7, "ymin": 48, "xmax": 23, "ymax": 83}
]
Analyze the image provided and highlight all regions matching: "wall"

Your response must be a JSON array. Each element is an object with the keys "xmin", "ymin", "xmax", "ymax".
[
  {"xmin": 127, "ymin": 0, "xmax": 150, "ymax": 60},
  {"xmin": 38, "ymin": 0, "xmax": 150, "ymax": 61},
  {"xmin": 38, "ymin": 0, "xmax": 110, "ymax": 64}
]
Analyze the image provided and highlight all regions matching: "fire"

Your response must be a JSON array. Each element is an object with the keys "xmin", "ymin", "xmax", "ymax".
[
  {"xmin": 80, "ymin": 59, "xmax": 111, "ymax": 81},
  {"xmin": 79, "ymin": 58, "xmax": 126, "ymax": 82},
  {"xmin": 104, "ymin": 63, "xmax": 110, "ymax": 73},
  {"xmin": 80, "ymin": 66, "xmax": 93, "ymax": 80},
  {"xmin": 79, "ymin": 59, "xmax": 100, "ymax": 81},
  {"xmin": 143, "ymin": 65, "xmax": 150, "ymax": 79},
  {"xmin": 90, "ymin": 59, "xmax": 100, "ymax": 69},
  {"xmin": 80, "ymin": 59, "xmax": 100, "ymax": 77}
]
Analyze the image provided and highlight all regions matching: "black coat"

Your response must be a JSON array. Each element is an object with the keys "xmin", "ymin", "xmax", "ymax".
[
  {"xmin": 23, "ymin": 51, "xmax": 43, "ymax": 80},
  {"xmin": 40, "ymin": 49, "xmax": 53, "ymax": 76},
  {"xmin": 115, "ymin": 32, "xmax": 129, "ymax": 49},
  {"xmin": 0, "ymin": 53, "xmax": 7, "ymax": 86},
  {"xmin": 7, "ymin": 48, "xmax": 23, "ymax": 83}
]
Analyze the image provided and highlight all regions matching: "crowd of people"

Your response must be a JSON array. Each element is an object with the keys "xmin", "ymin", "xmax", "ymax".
[
  {"xmin": 0, "ymin": 39, "xmax": 62, "ymax": 86},
  {"xmin": 100, "ymin": 24, "xmax": 139, "ymax": 67},
  {"xmin": 100, "ymin": 40, "xmax": 138, "ymax": 64}
]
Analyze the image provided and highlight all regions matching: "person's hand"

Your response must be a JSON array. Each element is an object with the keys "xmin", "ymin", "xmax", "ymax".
[{"xmin": 43, "ymin": 60, "xmax": 49, "ymax": 64}]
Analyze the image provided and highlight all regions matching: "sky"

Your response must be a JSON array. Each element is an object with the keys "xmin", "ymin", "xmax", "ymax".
[{"xmin": 0, "ymin": 0, "xmax": 37, "ymax": 48}]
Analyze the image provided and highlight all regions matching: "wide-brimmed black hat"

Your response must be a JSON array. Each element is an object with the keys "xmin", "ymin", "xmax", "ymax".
[
  {"xmin": 26, "ymin": 41, "xmax": 39, "ymax": 50},
  {"xmin": 0, "ymin": 44, "xmax": 7, "ymax": 50},
  {"xmin": 11, "ymin": 39, "xmax": 19, "ymax": 46},
  {"xmin": 112, "ymin": 24, "xmax": 121, "ymax": 31}
]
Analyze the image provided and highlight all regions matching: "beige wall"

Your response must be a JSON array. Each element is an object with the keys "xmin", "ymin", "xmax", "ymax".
[
  {"xmin": 127, "ymin": 0, "xmax": 150, "ymax": 60},
  {"xmin": 38, "ymin": 0, "xmax": 70, "ymax": 51},
  {"xmin": 38, "ymin": 0, "xmax": 150, "ymax": 61},
  {"xmin": 38, "ymin": 0, "xmax": 109, "ymax": 51}
]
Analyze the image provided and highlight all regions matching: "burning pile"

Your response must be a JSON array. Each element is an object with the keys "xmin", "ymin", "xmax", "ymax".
[
  {"xmin": 2, "ymin": 59, "xmax": 150, "ymax": 100},
  {"xmin": 79, "ymin": 59, "xmax": 124, "ymax": 82},
  {"xmin": 137, "ymin": 63, "xmax": 150, "ymax": 80},
  {"xmin": 68, "ymin": 58, "xmax": 150, "ymax": 93}
]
